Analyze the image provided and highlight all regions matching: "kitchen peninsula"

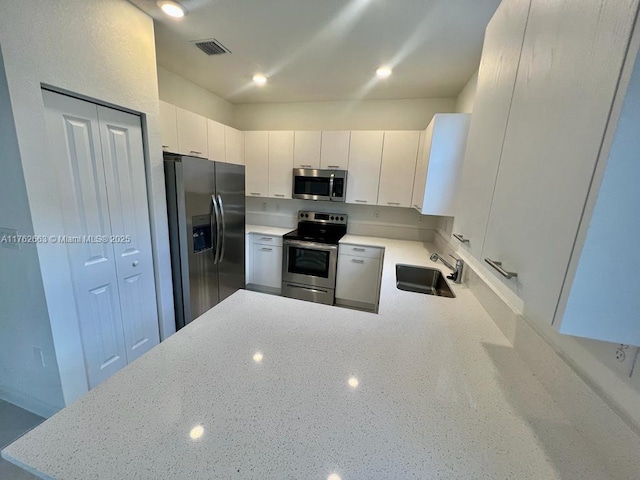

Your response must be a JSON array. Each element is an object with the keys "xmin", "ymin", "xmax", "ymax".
[{"xmin": 2, "ymin": 238, "xmax": 634, "ymax": 479}]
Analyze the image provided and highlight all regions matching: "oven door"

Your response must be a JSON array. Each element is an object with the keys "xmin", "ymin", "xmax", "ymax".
[{"xmin": 282, "ymin": 240, "xmax": 338, "ymax": 289}]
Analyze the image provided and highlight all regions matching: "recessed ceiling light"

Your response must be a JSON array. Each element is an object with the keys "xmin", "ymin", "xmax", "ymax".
[
  {"xmin": 253, "ymin": 74, "xmax": 268, "ymax": 86},
  {"xmin": 348, "ymin": 376, "xmax": 359, "ymax": 388},
  {"xmin": 327, "ymin": 474, "xmax": 342, "ymax": 480},
  {"xmin": 253, "ymin": 352, "xmax": 264, "ymax": 363},
  {"xmin": 157, "ymin": 0, "xmax": 186, "ymax": 18},
  {"xmin": 376, "ymin": 66, "xmax": 392, "ymax": 79},
  {"xmin": 189, "ymin": 424, "xmax": 204, "ymax": 440}
]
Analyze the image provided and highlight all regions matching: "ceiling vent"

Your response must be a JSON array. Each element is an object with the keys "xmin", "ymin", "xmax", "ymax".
[{"xmin": 193, "ymin": 39, "xmax": 231, "ymax": 56}]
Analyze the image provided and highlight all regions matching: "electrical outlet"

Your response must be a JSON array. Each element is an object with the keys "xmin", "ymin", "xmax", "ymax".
[
  {"xmin": 275, "ymin": 203, "xmax": 280, "ymax": 212},
  {"xmin": 261, "ymin": 202, "xmax": 267, "ymax": 212},
  {"xmin": 614, "ymin": 344, "xmax": 637, "ymax": 377},
  {"xmin": 374, "ymin": 210, "xmax": 380, "ymax": 219}
]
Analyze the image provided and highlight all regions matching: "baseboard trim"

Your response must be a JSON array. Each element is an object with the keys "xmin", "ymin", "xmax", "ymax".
[{"xmin": 0, "ymin": 385, "xmax": 60, "ymax": 419}]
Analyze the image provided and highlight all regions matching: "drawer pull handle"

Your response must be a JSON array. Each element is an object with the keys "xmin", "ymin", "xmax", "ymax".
[
  {"xmin": 387, "ymin": 202, "xmax": 400, "ymax": 206},
  {"xmin": 260, "ymin": 247, "xmax": 273, "ymax": 251},
  {"xmin": 260, "ymin": 237, "xmax": 273, "ymax": 241},
  {"xmin": 300, "ymin": 164, "xmax": 312, "ymax": 168},
  {"xmin": 351, "ymin": 259, "xmax": 365, "ymax": 264},
  {"xmin": 352, "ymin": 247, "xmax": 366, "ymax": 252},
  {"xmin": 250, "ymin": 192, "xmax": 261, "ymax": 196},
  {"xmin": 327, "ymin": 165, "xmax": 340, "ymax": 169},
  {"xmin": 274, "ymin": 194, "xmax": 285, "ymax": 197},
  {"xmin": 484, "ymin": 258, "xmax": 517, "ymax": 279},
  {"xmin": 355, "ymin": 200, "xmax": 367, "ymax": 203},
  {"xmin": 453, "ymin": 233, "xmax": 469, "ymax": 244},
  {"xmin": 190, "ymin": 150, "xmax": 202, "ymax": 155},
  {"xmin": 162, "ymin": 145, "xmax": 169, "ymax": 149}
]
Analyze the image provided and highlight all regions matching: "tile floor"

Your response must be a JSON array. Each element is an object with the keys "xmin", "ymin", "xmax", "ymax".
[{"xmin": 0, "ymin": 400, "xmax": 43, "ymax": 479}]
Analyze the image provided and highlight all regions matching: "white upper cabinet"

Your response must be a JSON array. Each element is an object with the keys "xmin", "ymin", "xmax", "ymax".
[
  {"xmin": 176, "ymin": 107, "xmax": 208, "ymax": 158},
  {"xmin": 207, "ymin": 118, "xmax": 226, "ymax": 162},
  {"xmin": 245, "ymin": 131, "xmax": 269, "ymax": 197},
  {"xmin": 452, "ymin": 0, "xmax": 531, "ymax": 255},
  {"xmin": 225, "ymin": 126, "xmax": 244, "ymax": 165},
  {"xmin": 345, "ymin": 131, "xmax": 383, "ymax": 205},
  {"xmin": 159, "ymin": 100, "xmax": 178, "ymax": 153},
  {"xmin": 412, "ymin": 114, "xmax": 470, "ymax": 216},
  {"xmin": 268, "ymin": 131, "xmax": 294, "ymax": 199},
  {"xmin": 481, "ymin": 0, "xmax": 638, "ymax": 329},
  {"xmin": 377, "ymin": 131, "xmax": 420, "ymax": 208},
  {"xmin": 556, "ymin": 36, "xmax": 640, "ymax": 346},
  {"xmin": 320, "ymin": 131, "xmax": 350, "ymax": 170},
  {"xmin": 293, "ymin": 131, "xmax": 321, "ymax": 169}
]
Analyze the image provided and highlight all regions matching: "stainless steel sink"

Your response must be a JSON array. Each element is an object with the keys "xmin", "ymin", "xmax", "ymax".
[{"xmin": 395, "ymin": 264, "xmax": 456, "ymax": 298}]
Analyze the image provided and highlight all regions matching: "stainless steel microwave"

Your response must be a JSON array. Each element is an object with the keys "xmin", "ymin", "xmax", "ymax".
[{"xmin": 292, "ymin": 169, "xmax": 347, "ymax": 202}]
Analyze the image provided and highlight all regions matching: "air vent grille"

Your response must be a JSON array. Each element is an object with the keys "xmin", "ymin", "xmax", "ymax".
[{"xmin": 193, "ymin": 39, "xmax": 231, "ymax": 56}]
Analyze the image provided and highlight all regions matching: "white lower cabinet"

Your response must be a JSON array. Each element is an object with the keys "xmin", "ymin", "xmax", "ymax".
[
  {"xmin": 335, "ymin": 244, "xmax": 384, "ymax": 312},
  {"xmin": 248, "ymin": 234, "xmax": 282, "ymax": 293}
]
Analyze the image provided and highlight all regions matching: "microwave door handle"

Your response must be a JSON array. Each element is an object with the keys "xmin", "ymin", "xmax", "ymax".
[{"xmin": 328, "ymin": 175, "xmax": 335, "ymax": 200}]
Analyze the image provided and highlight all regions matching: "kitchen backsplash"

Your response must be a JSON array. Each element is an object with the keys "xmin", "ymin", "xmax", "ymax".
[{"xmin": 246, "ymin": 197, "xmax": 439, "ymax": 241}]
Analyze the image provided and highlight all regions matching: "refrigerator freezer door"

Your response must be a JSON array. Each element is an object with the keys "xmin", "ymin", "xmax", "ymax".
[{"xmin": 215, "ymin": 162, "xmax": 246, "ymax": 302}]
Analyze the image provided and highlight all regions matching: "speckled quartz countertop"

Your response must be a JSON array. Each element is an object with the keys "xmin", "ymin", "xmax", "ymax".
[
  {"xmin": 245, "ymin": 224, "xmax": 292, "ymax": 236},
  {"xmin": 2, "ymin": 237, "xmax": 618, "ymax": 479}
]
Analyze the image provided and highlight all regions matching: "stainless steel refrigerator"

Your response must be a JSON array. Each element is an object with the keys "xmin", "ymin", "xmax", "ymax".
[{"xmin": 164, "ymin": 153, "xmax": 245, "ymax": 330}]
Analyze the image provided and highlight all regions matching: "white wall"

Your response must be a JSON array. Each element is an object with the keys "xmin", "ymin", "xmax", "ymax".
[
  {"xmin": 157, "ymin": 66, "xmax": 235, "ymax": 127},
  {"xmin": 234, "ymin": 97, "xmax": 455, "ymax": 131},
  {"xmin": 0, "ymin": 0, "xmax": 175, "ymax": 414},
  {"xmin": 0, "ymin": 48, "xmax": 64, "ymax": 417},
  {"xmin": 455, "ymin": 71, "xmax": 478, "ymax": 113}
]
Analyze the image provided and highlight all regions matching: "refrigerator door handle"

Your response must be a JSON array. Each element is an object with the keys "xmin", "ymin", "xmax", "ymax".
[
  {"xmin": 217, "ymin": 194, "xmax": 226, "ymax": 263},
  {"xmin": 211, "ymin": 195, "xmax": 222, "ymax": 264}
]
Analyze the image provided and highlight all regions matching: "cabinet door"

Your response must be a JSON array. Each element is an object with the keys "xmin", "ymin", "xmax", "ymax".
[
  {"xmin": 294, "ymin": 131, "xmax": 321, "ymax": 169},
  {"xmin": 320, "ymin": 131, "xmax": 350, "ymax": 170},
  {"xmin": 251, "ymin": 243, "xmax": 282, "ymax": 289},
  {"xmin": 43, "ymin": 90, "xmax": 128, "ymax": 389},
  {"xmin": 268, "ymin": 131, "xmax": 294, "ymax": 199},
  {"xmin": 335, "ymin": 254, "xmax": 380, "ymax": 305},
  {"xmin": 482, "ymin": 0, "xmax": 636, "ymax": 326},
  {"xmin": 245, "ymin": 131, "xmax": 269, "ymax": 197},
  {"xmin": 225, "ymin": 126, "xmax": 244, "ymax": 165},
  {"xmin": 159, "ymin": 100, "xmax": 178, "ymax": 153},
  {"xmin": 176, "ymin": 107, "xmax": 208, "ymax": 158},
  {"xmin": 98, "ymin": 106, "xmax": 160, "ymax": 363},
  {"xmin": 377, "ymin": 131, "xmax": 420, "ymax": 208},
  {"xmin": 346, "ymin": 131, "xmax": 383, "ymax": 205},
  {"xmin": 452, "ymin": 0, "xmax": 531, "ymax": 256},
  {"xmin": 207, "ymin": 119, "xmax": 226, "ymax": 162},
  {"xmin": 421, "ymin": 114, "xmax": 470, "ymax": 216},
  {"xmin": 411, "ymin": 126, "xmax": 432, "ymax": 211}
]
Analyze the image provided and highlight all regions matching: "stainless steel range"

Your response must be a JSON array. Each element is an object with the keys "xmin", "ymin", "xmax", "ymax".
[{"xmin": 282, "ymin": 211, "xmax": 347, "ymax": 305}]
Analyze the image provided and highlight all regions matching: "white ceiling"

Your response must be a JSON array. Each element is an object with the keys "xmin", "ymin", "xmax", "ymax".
[{"xmin": 129, "ymin": 0, "xmax": 501, "ymax": 104}]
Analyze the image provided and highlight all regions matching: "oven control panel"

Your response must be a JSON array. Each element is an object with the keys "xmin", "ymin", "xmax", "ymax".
[{"xmin": 298, "ymin": 211, "xmax": 347, "ymax": 225}]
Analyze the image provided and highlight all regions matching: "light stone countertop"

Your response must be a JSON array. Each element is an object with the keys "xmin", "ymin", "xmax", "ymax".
[
  {"xmin": 2, "ymin": 236, "xmax": 618, "ymax": 479},
  {"xmin": 245, "ymin": 224, "xmax": 292, "ymax": 237}
]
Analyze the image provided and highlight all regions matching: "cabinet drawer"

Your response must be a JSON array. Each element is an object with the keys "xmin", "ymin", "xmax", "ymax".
[
  {"xmin": 339, "ymin": 244, "xmax": 382, "ymax": 259},
  {"xmin": 251, "ymin": 233, "xmax": 283, "ymax": 247}
]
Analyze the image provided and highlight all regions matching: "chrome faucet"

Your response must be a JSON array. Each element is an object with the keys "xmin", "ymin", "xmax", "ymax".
[{"xmin": 430, "ymin": 252, "xmax": 464, "ymax": 284}]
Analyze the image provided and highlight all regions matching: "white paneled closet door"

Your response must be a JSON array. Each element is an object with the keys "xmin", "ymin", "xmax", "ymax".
[
  {"xmin": 43, "ymin": 90, "xmax": 159, "ymax": 389},
  {"xmin": 97, "ymin": 106, "xmax": 160, "ymax": 363}
]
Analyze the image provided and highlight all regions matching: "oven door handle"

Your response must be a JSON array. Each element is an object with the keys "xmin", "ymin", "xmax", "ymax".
[
  {"xmin": 284, "ymin": 283, "xmax": 330, "ymax": 295},
  {"xmin": 328, "ymin": 175, "xmax": 335, "ymax": 200},
  {"xmin": 284, "ymin": 239, "xmax": 339, "ymax": 251}
]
